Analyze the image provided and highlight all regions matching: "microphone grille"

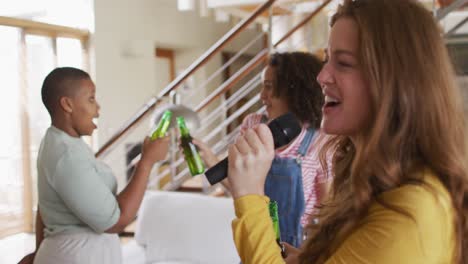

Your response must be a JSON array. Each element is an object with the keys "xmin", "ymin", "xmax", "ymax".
[{"xmin": 268, "ymin": 112, "xmax": 301, "ymax": 148}]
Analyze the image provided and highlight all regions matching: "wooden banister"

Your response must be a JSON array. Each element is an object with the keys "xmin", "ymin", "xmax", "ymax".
[
  {"xmin": 194, "ymin": 49, "xmax": 269, "ymax": 112},
  {"xmin": 95, "ymin": 0, "xmax": 277, "ymax": 157},
  {"xmin": 193, "ymin": 0, "xmax": 333, "ymax": 113},
  {"xmin": 157, "ymin": 0, "xmax": 276, "ymax": 100},
  {"xmin": 274, "ymin": 0, "xmax": 332, "ymax": 47},
  {"xmin": 95, "ymin": 97, "xmax": 160, "ymax": 157}
]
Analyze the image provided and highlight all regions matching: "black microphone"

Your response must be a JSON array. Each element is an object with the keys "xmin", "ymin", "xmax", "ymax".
[{"xmin": 205, "ymin": 112, "xmax": 302, "ymax": 185}]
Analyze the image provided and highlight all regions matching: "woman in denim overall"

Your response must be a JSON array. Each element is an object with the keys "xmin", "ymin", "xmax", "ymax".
[
  {"xmin": 193, "ymin": 52, "xmax": 329, "ymax": 249},
  {"xmin": 264, "ymin": 122, "xmax": 315, "ymax": 247}
]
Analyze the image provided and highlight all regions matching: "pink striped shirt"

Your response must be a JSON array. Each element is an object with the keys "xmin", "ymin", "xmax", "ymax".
[{"xmin": 239, "ymin": 113, "xmax": 332, "ymax": 226}]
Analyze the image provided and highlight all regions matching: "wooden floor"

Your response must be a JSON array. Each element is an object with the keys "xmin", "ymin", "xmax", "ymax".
[
  {"xmin": 0, "ymin": 223, "xmax": 137, "ymax": 263},
  {"xmin": 0, "ymin": 232, "xmax": 35, "ymax": 263}
]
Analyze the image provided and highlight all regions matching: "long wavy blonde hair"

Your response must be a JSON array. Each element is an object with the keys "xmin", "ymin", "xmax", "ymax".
[{"xmin": 299, "ymin": 0, "xmax": 468, "ymax": 263}]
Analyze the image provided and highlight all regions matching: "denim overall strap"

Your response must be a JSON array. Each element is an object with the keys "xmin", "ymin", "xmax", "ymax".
[
  {"xmin": 297, "ymin": 128, "xmax": 315, "ymax": 157},
  {"xmin": 264, "ymin": 128, "xmax": 315, "ymax": 248},
  {"xmin": 296, "ymin": 128, "xmax": 316, "ymax": 163}
]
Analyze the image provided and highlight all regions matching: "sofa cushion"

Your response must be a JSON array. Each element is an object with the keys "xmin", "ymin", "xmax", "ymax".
[
  {"xmin": 135, "ymin": 191, "xmax": 239, "ymax": 264},
  {"xmin": 122, "ymin": 239, "xmax": 146, "ymax": 264}
]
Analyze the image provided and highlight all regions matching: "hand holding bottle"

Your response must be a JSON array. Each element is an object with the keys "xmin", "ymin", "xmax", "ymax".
[
  {"xmin": 140, "ymin": 136, "xmax": 170, "ymax": 166},
  {"xmin": 139, "ymin": 109, "xmax": 171, "ymax": 167},
  {"xmin": 191, "ymin": 138, "xmax": 220, "ymax": 168},
  {"xmin": 227, "ymin": 124, "xmax": 274, "ymax": 199},
  {"xmin": 177, "ymin": 117, "xmax": 205, "ymax": 176}
]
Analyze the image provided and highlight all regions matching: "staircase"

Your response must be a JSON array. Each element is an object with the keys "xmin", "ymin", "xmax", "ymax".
[{"xmin": 95, "ymin": 0, "xmax": 468, "ymax": 195}]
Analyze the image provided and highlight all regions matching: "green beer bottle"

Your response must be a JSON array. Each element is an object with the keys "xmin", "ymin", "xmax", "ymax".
[
  {"xmin": 177, "ymin": 116, "xmax": 205, "ymax": 176},
  {"xmin": 269, "ymin": 200, "xmax": 286, "ymax": 258},
  {"xmin": 151, "ymin": 110, "xmax": 172, "ymax": 140},
  {"xmin": 269, "ymin": 200, "xmax": 281, "ymax": 244}
]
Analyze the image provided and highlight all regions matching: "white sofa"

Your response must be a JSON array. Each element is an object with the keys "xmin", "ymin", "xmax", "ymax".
[{"xmin": 122, "ymin": 191, "xmax": 240, "ymax": 264}]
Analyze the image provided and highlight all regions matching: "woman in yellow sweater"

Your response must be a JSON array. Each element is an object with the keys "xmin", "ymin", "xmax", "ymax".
[{"xmin": 227, "ymin": 0, "xmax": 468, "ymax": 263}]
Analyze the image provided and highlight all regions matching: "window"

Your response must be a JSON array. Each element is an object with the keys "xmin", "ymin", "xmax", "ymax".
[
  {"xmin": 0, "ymin": 26, "xmax": 23, "ymax": 238},
  {"xmin": 0, "ymin": 19, "xmax": 90, "ymax": 238}
]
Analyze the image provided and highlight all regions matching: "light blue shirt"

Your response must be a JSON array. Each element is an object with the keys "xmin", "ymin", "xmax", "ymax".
[{"xmin": 37, "ymin": 126, "xmax": 120, "ymax": 237}]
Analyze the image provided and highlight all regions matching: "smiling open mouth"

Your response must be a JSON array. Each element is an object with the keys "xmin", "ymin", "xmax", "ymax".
[{"xmin": 324, "ymin": 95, "xmax": 341, "ymax": 108}]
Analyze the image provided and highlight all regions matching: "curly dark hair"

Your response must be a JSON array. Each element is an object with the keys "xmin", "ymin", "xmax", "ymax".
[{"xmin": 268, "ymin": 51, "xmax": 324, "ymax": 128}]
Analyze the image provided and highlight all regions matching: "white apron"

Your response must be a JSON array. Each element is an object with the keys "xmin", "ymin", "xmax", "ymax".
[{"xmin": 34, "ymin": 231, "xmax": 122, "ymax": 264}]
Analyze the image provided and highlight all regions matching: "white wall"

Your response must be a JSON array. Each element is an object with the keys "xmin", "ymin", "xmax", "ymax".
[{"xmin": 93, "ymin": 0, "xmax": 263, "ymax": 187}]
